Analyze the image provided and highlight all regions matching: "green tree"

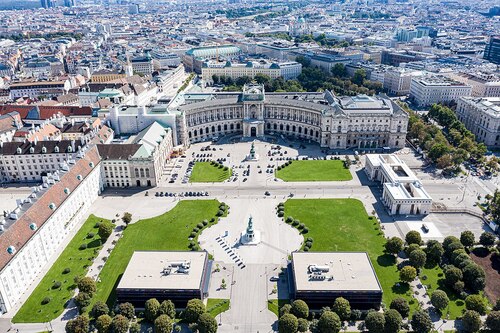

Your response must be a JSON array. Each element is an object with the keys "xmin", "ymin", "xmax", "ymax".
[
  {"xmin": 400, "ymin": 265, "xmax": 417, "ymax": 283},
  {"xmin": 317, "ymin": 311, "xmax": 341, "ymax": 333},
  {"xmin": 465, "ymin": 295, "xmax": 487, "ymax": 315},
  {"xmin": 91, "ymin": 300, "xmax": 109, "ymax": 318},
  {"xmin": 291, "ymin": 299, "xmax": 309, "ymax": 319},
  {"xmin": 184, "ymin": 299, "xmax": 206, "ymax": 323},
  {"xmin": 405, "ymin": 230, "xmax": 422, "ymax": 245},
  {"xmin": 155, "ymin": 314, "xmax": 174, "ymax": 333},
  {"xmin": 74, "ymin": 292, "xmax": 92, "ymax": 310},
  {"xmin": 425, "ymin": 240, "xmax": 444, "ymax": 263},
  {"xmin": 98, "ymin": 221, "xmax": 113, "ymax": 241},
  {"xmin": 65, "ymin": 314, "xmax": 90, "ymax": 333},
  {"xmin": 462, "ymin": 263, "xmax": 486, "ymax": 293},
  {"xmin": 462, "ymin": 310, "xmax": 482, "ymax": 332},
  {"xmin": 279, "ymin": 313, "xmax": 299, "ymax": 333},
  {"xmin": 444, "ymin": 265, "xmax": 463, "ymax": 288},
  {"xmin": 280, "ymin": 303, "xmax": 292, "ymax": 317},
  {"xmin": 95, "ymin": 314, "xmax": 112, "ymax": 333},
  {"xmin": 460, "ymin": 230, "xmax": 475, "ymax": 248},
  {"xmin": 159, "ymin": 299, "xmax": 176, "ymax": 319},
  {"xmin": 479, "ymin": 231, "xmax": 496, "ymax": 248},
  {"xmin": 390, "ymin": 297, "xmax": 410, "ymax": 318},
  {"xmin": 332, "ymin": 297, "xmax": 351, "ymax": 321},
  {"xmin": 406, "ymin": 243, "xmax": 422, "ymax": 256},
  {"xmin": 430, "ymin": 290, "xmax": 449, "ymax": 312},
  {"xmin": 118, "ymin": 302, "xmax": 135, "ymax": 320},
  {"xmin": 297, "ymin": 318, "xmax": 309, "ymax": 332},
  {"xmin": 352, "ymin": 69, "xmax": 366, "ymax": 85},
  {"xmin": 365, "ymin": 311, "xmax": 385, "ymax": 333},
  {"xmin": 410, "ymin": 310, "xmax": 433, "ymax": 333},
  {"xmin": 385, "ymin": 237, "xmax": 404, "ymax": 256},
  {"xmin": 485, "ymin": 311, "xmax": 500, "ymax": 332},
  {"xmin": 130, "ymin": 322, "xmax": 141, "ymax": 333},
  {"xmin": 445, "ymin": 241, "xmax": 464, "ymax": 258},
  {"xmin": 122, "ymin": 212, "xmax": 132, "ymax": 226},
  {"xmin": 111, "ymin": 314, "xmax": 129, "ymax": 333},
  {"xmin": 443, "ymin": 236, "xmax": 460, "ymax": 251},
  {"xmin": 145, "ymin": 298, "xmax": 161, "ymax": 322},
  {"xmin": 331, "ymin": 63, "xmax": 347, "ymax": 78},
  {"xmin": 77, "ymin": 276, "xmax": 96, "ymax": 295},
  {"xmin": 197, "ymin": 312, "xmax": 218, "ymax": 333},
  {"xmin": 384, "ymin": 309, "xmax": 402, "ymax": 333},
  {"xmin": 409, "ymin": 250, "xmax": 427, "ymax": 269}
]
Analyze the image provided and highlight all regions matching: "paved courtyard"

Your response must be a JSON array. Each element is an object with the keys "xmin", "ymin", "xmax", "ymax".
[{"xmin": 5, "ymin": 138, "xmax": 499, "ymax": 333}]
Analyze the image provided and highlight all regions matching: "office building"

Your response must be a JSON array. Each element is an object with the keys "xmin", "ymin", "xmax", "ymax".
[
  {"xmin": 116, "ymin": 251, "xmax": 211, "ymax": 307},
  {"xmin": 484, "ymin": 36, "xmax": 500, "ymax": 65},
  {"xmin": 290, "ymin": 252, "xmax": 382, "ymax": 309},
  {"xmin": 456, "ymin": 97, "xmax": 500, "ymax": 147},
  {"xmin": 409, "ymin": 74, "xmax": 472, "ymax": 107}
]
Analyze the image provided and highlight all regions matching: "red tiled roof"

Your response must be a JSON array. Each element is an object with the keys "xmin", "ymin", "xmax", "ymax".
[
  {"xmin": 0, "ymin": 105, "xmax": 92, "ymax": 120},
  {"xmin": 0, "ymin": 145, "xmax": 101, "ymax": 272}
]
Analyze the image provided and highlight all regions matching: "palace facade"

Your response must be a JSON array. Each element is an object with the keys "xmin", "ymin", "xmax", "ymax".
[{"xmin": 174, "ymin": 84, "xmax": 408, "ymax": 150}]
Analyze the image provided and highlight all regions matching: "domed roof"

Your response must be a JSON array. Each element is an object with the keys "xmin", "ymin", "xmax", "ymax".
[{"xmin": 298, "ymin": 17, "xmax": 306, "ymax": 23}]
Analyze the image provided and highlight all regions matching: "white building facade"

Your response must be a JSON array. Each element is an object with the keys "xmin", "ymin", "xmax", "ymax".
[
  {"xmin": 456, "ymin": 97, "xmax": 500, "ymax": 147},
  {"xmin": 0, "ymin": 146, "xmax": 102, "ymax": 313},
  {"xmin": 409, "ymin": 75, "xmax": 472, "ymax": 107},
  {"xmin": 365, "ymin": 154, "xmax": 432, "ymax": 215}
]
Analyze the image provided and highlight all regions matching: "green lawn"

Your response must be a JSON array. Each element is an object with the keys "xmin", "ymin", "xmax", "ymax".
[
  {"xmin": 190, "ymin": 162, "xmax": 232, "ymax": 182},
  {"xmin": 91, "ymin": 200, "xmax": 222, "ymax": 310},
  {"xmin": 276, "ymin": 160, "xmax": 352, "ymax": 182},
  {"xmin": 206, "ymin": 299, "xmax": 230, "ymax": 317},
  {"xmin": 420, "ymin": 263, "xmax": 488, "ymax": 319},
  {"xmin": 13, "ymin": 215, "xmax": 107, "ymax": 323},
  {"xmin": 267, "ymin": 299, "xmax": 290, "ymax": 317},
  {"xmin": 284, "ymin": 199, "xmax": 418, "ymax": 312}
]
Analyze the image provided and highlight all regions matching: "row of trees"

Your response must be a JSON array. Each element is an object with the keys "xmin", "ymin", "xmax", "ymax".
[
  {"xmin": 406, "ymin": 103, "xmax": 488, "ymax": 172},
  {"xmin": 67, "ymin": 297, "xmax": 218, "ymax": 333}
]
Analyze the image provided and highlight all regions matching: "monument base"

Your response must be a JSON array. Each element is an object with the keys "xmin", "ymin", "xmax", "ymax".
[{"xmin": 240, "ymin": 230, "xmax": 261, "ymax": 245}]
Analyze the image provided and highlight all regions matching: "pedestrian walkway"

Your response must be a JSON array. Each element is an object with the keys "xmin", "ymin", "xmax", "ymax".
[{"xmin": 216, "ymin": 235, "xmax": 245, "ymax": 269}]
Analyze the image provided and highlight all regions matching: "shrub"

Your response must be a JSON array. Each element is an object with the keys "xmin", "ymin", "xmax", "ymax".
[
  {"xmin": 390, "ymin": 297, "xmax": 410, "ymax": 318},
  {"xmin": 202, "ymin": 220, "xmax": 208, "ymax": 226},
  {"xmin": 279, "ymin": 313, "xmax": 299, "ymax": 333},
  {"xmin": 216, "ymin": 209, "xmax": 224, "ymax": 216},
  {"xmin": 303, "ymin": 246, "xmax": 310, "ymax": 251},
  {"xmin": 286, "ymin": 216, "xmax": 294, "ymax": 223},
  {"xmin": 189, "ymin": 232, "xmax": 197, "ymax": 238},
  {"xmin": 298, "ymin": 223, "xmax": 305, "ymax": 229},
  {"xmin": 87, "ymin": 232, "xmax": 95, "ymax": 239},
  {"xmin": 188, "ymin": 241, "xmax": 196, "ymax": 248},
  {"xmin": 52, "ymin": 281, "xmax": 62, "ymax": 289},
  {"xmin": 63, "ymin": 267, "xmax": 71, "ymax": 274},
  {"xmin": 305, "ymin": 241, "xmax": 313, "ymax": 248},
  {"xmin": 278, "ymin": 211, "xmax": 284, "ymax": 217},
  {"xmin": 192, "ymin": 227, "xmax": 199, "ymax": 233},
  {"xmin": 79, "ymin": 243, "xmax": 87, "ymax": 250},
  {"xmin": 41, "ymin": 297, "xmax": 51, "ymax": 305},
  {"xmin": 302, "ymin": 227, "xmax": 309, "ymax": 234},
  {"xmin": 291, "ymin": 300, "xmax": 309, "ymax": 319},
  {"xmin": 292, "ymin": 220, "xmax": 299, "ymax": 227},
  {"xmin": 197, "ymin": 223, "xmax": 204, "ymax": 229},
  {"xmin": 405, "ymin": 230, "xmax": 422, "ymax": 245}
]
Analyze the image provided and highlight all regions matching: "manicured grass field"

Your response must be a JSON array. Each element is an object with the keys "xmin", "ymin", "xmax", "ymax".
[
  {"xmin": 420, "ymin": 263, "xmax": 488, "ymax": 319},
  {"xmin": 206, "ymin": 298, "xmax": 230, "ymax": 317},
  {"xmin": 91, "ymin": 200, "xmax": 222, "ymax": 309},
  {"xmin": 284, "ymin": 199, "xmax": 418, "ymax": 312},
  {"xmin": 276, "ymin": 160, "xmax": 352, "ymax": 182},
  {"xmin": 189, "ymin": 162, "xmax": 232, "ymax": 183},
  {"xmin": 13, "ymin": 215, "xmax": 108, "ymax": 323}
]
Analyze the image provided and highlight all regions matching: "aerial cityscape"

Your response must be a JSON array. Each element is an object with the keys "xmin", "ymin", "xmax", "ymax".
[{"xmin": 0, "ymin": 0, "xmax": 499, "ymax": 332}]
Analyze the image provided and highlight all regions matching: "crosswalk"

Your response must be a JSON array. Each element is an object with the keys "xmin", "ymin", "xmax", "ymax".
[{"xmin": 216, "ymin": 235, "xmax": 246, "ymax": 269}]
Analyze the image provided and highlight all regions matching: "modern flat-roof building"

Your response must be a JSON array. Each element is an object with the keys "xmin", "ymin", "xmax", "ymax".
[
  {"xmin": 116, "ymin": 251, "xmax": 211, "ymax": 308},
  {"xmin": 365, "ymin": 154, "xmax": 432, "ymax": 215},
  {"xmin": 290, "ymin": 252, "xmax": 382, "ymax": 309},
  {"xmin": 183, "ymin": 45, "xmax": 242, "ymax": 73},
  {"xmin": 456, "ymin": 97, "xmax": 500, "ymax": 147},
  {"xmin": 409, "ymin": 74, "xmax": 472, "ymax": 107},
  {"xmin": 484, "ymin": 36, "xmax": 500, "ymax": 65}
]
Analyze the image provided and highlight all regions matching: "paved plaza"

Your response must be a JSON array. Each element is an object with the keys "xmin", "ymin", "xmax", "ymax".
[{"xmin": 4, "ymin": 138, "xmax": 499, "ymax": 333}]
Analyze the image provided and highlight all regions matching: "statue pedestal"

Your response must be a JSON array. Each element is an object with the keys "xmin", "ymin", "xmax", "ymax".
[{"xmin": 240, "ymin": 229, "xmax": 261, "ymax": 246}]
